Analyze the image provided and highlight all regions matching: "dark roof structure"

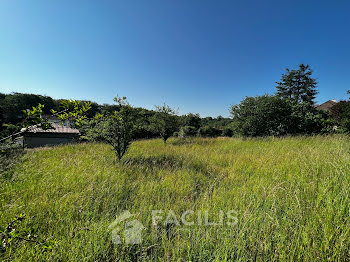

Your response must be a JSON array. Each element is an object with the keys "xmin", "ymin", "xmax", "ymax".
[{"xmin": 316, "ymin": 100, "xmax": 337, "ymax": 112}]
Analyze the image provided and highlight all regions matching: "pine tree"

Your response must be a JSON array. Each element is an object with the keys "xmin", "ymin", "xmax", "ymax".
[{"xmin": 276, "ymin": 64, "xmax": 318, "ymax": 105}]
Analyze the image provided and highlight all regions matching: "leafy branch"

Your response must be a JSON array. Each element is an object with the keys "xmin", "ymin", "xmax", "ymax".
[{"xmin": 0, "ymin": 100, "xmax": 91, "ymax": 145}]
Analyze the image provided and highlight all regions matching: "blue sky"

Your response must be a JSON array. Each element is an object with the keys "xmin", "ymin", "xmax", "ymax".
[{"xmin": 0, "ymin": 0, "xmax": 349, "ymax": 117}]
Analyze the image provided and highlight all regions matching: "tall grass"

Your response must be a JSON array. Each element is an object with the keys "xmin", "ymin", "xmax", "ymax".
[{"xmin": 0, "ymin": 136, "xmax": 349, "ymax": 261}]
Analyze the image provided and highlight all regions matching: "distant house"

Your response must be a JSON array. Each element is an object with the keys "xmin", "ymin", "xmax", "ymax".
[
  {"xmin": 315, "ymin": 100, "xmax": 337, "ymax": 112},
  {"xmin": 18, "ymin": 122, "xmax": 79, "ymax": 148}
]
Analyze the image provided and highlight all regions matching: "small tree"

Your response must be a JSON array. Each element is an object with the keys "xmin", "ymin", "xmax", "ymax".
[
  {"xmin": 276, "ymin": 64, "xmax": 318, "ymax": 106},
  {"xmin": 85, "ymin": 97, "xmax": 134, "ymax": 160},
  {"xmin": 151, "ymin": 104, "xmax": 178, "ymax": 143}
]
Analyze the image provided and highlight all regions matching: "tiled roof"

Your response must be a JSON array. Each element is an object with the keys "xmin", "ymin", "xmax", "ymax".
[
  {"xmin": 316, "ymin": 100, "xmax": 337, "ymax": 111},
  {"xmin": 26, "ymin": 123, "xmax": 79, "ymax": 134}
]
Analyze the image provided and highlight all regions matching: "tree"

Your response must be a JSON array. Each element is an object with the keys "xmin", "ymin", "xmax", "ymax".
[
  {"xmin": 0, "ymin": 93, "xmax": 58, "ymax": 125},
  {"xmin": 151, "ymin": 104, "xmax": 178, "ymax": 143},
  {"xmin": 329, "ymin": 91, "xmax": 350, "ymax": 133},
  {"xmin": 181, "ymin": 113, "xmax": 201, "ymax": 130},
  {"xmin": 85, "ymin": 97, "xmax": 135, "ymax": 160},
  {"xmin": 230, "ymin": 95, "xmax": 295, "ymax": 136},
  {"xmin": 230, "ymin": 94, "xmax": 328, "ymax": 137},
  {"xmin": 276, "ymin": 64, "xmax": 318, "ymax": 106}
]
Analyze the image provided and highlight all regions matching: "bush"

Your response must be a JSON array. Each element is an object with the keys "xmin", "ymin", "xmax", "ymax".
[
  {"xmin": 222, "ymin": 127, "xmax": 233, "ymax": 137},
  {"xmin": 329, "ymin": 100, "xmax": 350, "ymax": 133},
  {"xmin": 230, "ymin": 95, "xmax": 294, "ymax": 137},
  {"xmin": 179, "ymin": 126, "xmax": 197, "ymax": 137},
  {"xmin": 198, "ymin": 126, "xmax": 221, "ymax": 137},
  {"xmin": 181, "ymin": 113, "xmax": 201, "ymax": 129},
  {"xmin": 0, "ymin": 124, "xmax": 21, "ymax": 140},
  {"xmin": 292, "ymin": 107, "xmax": 326, "ymax": 134},
  {"xmin": 132, "ymin": 127, "xmax": 158, "ymax": 139},
  {"xmin": 230, "ymin": 95, "xmax": 329, "ymax": 137}
]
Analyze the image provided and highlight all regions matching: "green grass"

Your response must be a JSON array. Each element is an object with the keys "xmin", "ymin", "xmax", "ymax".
[{"xmin": 1, "ymin": 136, "xmax": 349, "ymax": 261}]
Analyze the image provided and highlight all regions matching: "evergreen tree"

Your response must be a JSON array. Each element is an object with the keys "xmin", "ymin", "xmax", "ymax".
[{"xmin": 276, "ymin": 64, "xmax": 318, "ymax": 105}]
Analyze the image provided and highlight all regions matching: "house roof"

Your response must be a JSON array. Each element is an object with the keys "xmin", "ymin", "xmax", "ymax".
[
  {"xmin": 26, "ymin": 123, "xmax": 79, "ymax": 134},
  {"xmin": 316, "ymin": 100, "xmax": 337, "ymax": 111}
]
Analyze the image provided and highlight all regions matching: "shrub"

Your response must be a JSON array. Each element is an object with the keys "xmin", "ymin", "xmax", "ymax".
[
  {"xmin": 222, "ymin": 127, "xmax": 233, "ymax": 137},
  {"xmin": 0, "ymin": 124, "xmax": 20, "ymax": 140},
  {"xmin": 179, "ymin": 126, "xmax": 197, "ymax": 137},
  {"xmin": 230, "ymin": 95, "xmax": 329, "ymax": 137},
  {"xmin": 230, "ymin": 95, "xmax": 294, "ymax": 137},
  {"xmin": 198, "ymin": 126, "xmax": 221, "ymax": 137},
  {"xmin": 329, "ymin": 100, "xmax": 350, "ymax": 133}
]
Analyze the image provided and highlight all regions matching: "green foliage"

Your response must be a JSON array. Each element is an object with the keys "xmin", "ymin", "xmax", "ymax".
[
  {"xmin": 0, "ymin": 93, "xmax": 57, "ymax": 126},
  {"xmin": 230, "ymin": 95, "xmax": 295, "ymax": 136},
  {"xmin": 201, "ymin": 116, "xmax": 233, "ymax": 129},
  {"xmin": 340, "ymin": 118, "xmax": 350, "ymax": 133},
  {"xmin": 181, "ymin": 113, "xmax": 201, "ymax": 130},
  {"xmin": 1, "ymin": 100, "xmax": 91, "ymax": 147},
  {"xmin": 152, "ymin": 104, "xmax": 178, "ymax": 143},
  {"xmin": 0, "ymin": 124, "xmax": 20, "ymax": 140},
  {"xmin": 198, "ymin": 126, "xmax": 221, "ymax": 137},
  {"xmin": 22, "ymin": 103, "xmax": 52, "ymax": 130},
  {"xmin": 329, "ymin": 100, "xmax": 350, "ymax": 133},
  {"xmin": 276, "ymin": 64, "xmax": 318, "ymax": 105},
  {"xmin": 221, "ymin": 127, "xmax": 233, "ymax": 137},
  {"xmin": 0, "ymin": 93, "xmax": 94, "ymax": 139},
  {"xmin": 1, "ymin": 213, "xmax": 29, "ymax": 253},
  {"xmin": 290, "ymin": 103, "xmax": 327, "ymax": 134},
  {"xmin": 84, "ymin": 97, "xmax": 134, "ymax": 160},
  {"xmin": 51, "ymin": 100, "xmax": 92, "ymax": 128},
  {"xmin": 0, "ymin": 213, "xmax": 57, "ymax": 257},
  {"xmin": 179, "ymin": 125, "xmax": 197, "ymax": 137},
  {"xmin": 230, "ymin": 91, "xmax": 329, "ymax": 137}
]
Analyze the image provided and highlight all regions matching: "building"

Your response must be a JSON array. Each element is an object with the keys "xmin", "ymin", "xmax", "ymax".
[
  {"xmin": 315, "ymin": 99, "xmax": 337, "ymax": 112},
  {"xmin": 19, "ymin": 123, "xmax": 79, "ymax": 148}
]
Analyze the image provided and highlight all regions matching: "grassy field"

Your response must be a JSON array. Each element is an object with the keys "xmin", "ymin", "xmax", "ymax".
[{"xmin": 1, "ymin": 136, "xmax": 349, "ymax": 261}]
